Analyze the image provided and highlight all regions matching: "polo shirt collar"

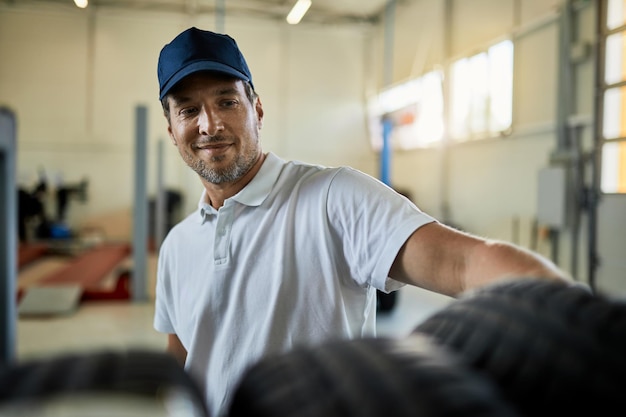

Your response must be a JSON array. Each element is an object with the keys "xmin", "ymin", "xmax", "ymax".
[{"xmin": 197, "ymin": 152, "xmax": 284, "ymax": 221}]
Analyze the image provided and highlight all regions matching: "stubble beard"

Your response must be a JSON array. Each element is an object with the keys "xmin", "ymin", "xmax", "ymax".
[{"xmin": 183, "ymin": 138, "xmax": 260, "ymax": 185}]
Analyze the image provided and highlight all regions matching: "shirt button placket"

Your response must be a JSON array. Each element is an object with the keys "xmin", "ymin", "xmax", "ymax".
[{"xmin": 214, "ymin": 203, "xmax": 233, "ymax": 265}]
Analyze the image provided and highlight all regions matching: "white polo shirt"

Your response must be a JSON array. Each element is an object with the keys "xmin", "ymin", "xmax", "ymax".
[{"xmin": 154, "ymin": 152, "xmax": 435, "ymax": 417}]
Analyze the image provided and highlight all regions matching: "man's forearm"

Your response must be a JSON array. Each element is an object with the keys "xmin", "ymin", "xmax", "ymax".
[{"xmin": 463, "ymin": 239, "xmax": 570, "ymax": 291}]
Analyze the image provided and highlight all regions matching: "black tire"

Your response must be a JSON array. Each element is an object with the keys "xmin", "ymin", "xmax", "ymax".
[
  {"xmin": 229, "ymin": 335, "xmax": 518, "ymax": 417},
  {"xmin": 0, "ymin": 350, "xmax": 208, "ymax": 416},
  {"xmin": 413, "ymin": 277, "xmax": 626, "ymax": 416}
]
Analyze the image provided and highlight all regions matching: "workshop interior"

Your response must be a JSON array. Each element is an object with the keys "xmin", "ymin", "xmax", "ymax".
[{"xmin": 1, "ymin": 0, "xmax": 626, "ymax": 416}]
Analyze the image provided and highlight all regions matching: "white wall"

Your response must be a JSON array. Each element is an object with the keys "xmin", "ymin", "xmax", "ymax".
[
  {"xmin": 376, "ymin": 0, "xmax": 626, "ymax": 295},
  {"xmin": 0, "ymin": 3, "xmax": 376, "ymax": 232},
  {"xmin": 370, "ymin": 0, "xmax": 579, "ymax": 262}
]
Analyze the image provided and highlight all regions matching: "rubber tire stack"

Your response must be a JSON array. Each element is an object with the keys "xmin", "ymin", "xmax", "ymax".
[
  {"xmin": 230, "ymin": 277, "xmax": 626, "ymax": 416},
  {"xmin": 0, "ymin": 350, "xmax": 209, "ymax": 417},
  {"xmin": 413, "ymin": 277, "xmax": 626, "ymax": 416},
  {"xmin": 2, "ymin": 278, "xmax": 624, "ymax": 416},
  {"xmin": 229, "ymin": 334, "xmax": 518, "ymax": 417}
]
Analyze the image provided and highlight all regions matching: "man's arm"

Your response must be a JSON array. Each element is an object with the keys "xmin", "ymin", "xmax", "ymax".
[
  {"xmin": 389, "ymin": 222, "xmax": 568, "ymax": 297},
  {"xmin": 167, "ymin": 333, "xmax": 188, "ymax": 367}
]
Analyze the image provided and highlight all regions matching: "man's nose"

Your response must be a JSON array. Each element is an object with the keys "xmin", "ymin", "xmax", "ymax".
[{"xmin": 198, "ymin": 107, "xmax": 224, "ymax": 137}]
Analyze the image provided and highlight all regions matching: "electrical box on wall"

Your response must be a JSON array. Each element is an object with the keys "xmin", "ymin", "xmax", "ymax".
[{"xmin": 537, "ymin": 167, "xmax": 568, "ymax": 229}]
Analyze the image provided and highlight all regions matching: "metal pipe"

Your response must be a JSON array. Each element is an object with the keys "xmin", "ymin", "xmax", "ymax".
[
  {"xmin": 556, "ymin": 1, "xmax": 573, "ymax": 151},
  {"xmin": 570, "ymin": 124, "xmax": 583, "ymax": 279},
  {"xmin": 0, "ymin": 107, "xmax": 17, "ymax": 365},
  {"xmin": 555, "ymin": 0, "xmax": 583, "ymax": 278},
  {"xmin": 588, "ymin": 0, "xmax": 606, "ymax": 292}
]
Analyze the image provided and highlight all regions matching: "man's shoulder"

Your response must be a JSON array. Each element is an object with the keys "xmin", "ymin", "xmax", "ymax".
[
  {"xmin": 278, "ymin": 157, "xmax": 350, "ymax": 181},
  {"xmin": 161, "ymin": 210, "xmax": 201, "ymax": 245},
  {"xmin": 273, "ymin": 160, "xmax": 347, "ymax": 196}
]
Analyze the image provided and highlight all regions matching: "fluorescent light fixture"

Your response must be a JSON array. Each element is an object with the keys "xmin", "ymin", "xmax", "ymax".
[
  {"xmin": 286, "ymin": 0, "xmax": 311, "ymax": 25},
  {"xmin": 74, "ymin": 0, "xmax": 88, "ymax": 8}
]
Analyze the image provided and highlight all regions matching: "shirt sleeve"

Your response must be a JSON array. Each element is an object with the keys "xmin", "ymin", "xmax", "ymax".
[{"xmin": 326, "ymin": 167, "xmax": 436, "ymax": 293}]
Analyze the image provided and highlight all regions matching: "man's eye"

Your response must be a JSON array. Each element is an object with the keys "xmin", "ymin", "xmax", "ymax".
[
  {"xmin": 179, "ymin": 107, "xmax": 197, "ymax": 116},
  {"xmin": 222, "ymin": 100, "xmax": 238, "ymax": 108}
]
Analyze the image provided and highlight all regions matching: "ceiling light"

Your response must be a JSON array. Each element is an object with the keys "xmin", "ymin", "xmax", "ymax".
[
  {"xmin": 74, "ymin": 0, "xmax": 88, "ymax": 8},
  {"xmin": 286, "ymin": 0, "xmax": 311, "ymax": 25}
]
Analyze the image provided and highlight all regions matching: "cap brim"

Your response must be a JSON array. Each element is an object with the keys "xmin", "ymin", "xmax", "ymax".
[{"xmin": 159, "ymin": 61, "xmax": 251, "ymax": 100}]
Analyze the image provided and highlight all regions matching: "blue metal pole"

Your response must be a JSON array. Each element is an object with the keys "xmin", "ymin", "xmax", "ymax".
[
  {"xmin": 0, "ymin": 107, "xmax": 17, "ymax": 365},
  {"xmin": 381, "ymin": 117, "xmax": 393, "ymax": 186}
]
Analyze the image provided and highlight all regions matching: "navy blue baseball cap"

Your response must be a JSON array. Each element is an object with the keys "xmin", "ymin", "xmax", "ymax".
[{"xmin": 158, "ymin": 27, "xmax": 254, "ymax": 100}]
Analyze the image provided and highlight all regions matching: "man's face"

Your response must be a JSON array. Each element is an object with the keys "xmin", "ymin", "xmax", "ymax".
[{"xmin": 165, "ymin": 72, "xmax": 264, "ymax": 185}]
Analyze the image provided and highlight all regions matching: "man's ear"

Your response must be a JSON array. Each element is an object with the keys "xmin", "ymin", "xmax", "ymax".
[
  {"xmin": 167, "ymin": 125, "xmax": 177, "ymax": 145},
  {"xmin": 163, "ymin": 97, "xmax": 177, "ymax": 144},
  {"xmin": 255, "ymin": 97, "xmax": 264, "ymax": 130}
]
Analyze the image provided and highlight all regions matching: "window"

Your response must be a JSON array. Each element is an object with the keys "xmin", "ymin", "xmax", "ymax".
[
  {"xmin": 607, "ymin": 0, "xmax": 626, "ymax": 30},
  {"xmin": 449, "ymin": 39, "xmax": 514, "ymax": 141},
  {"xmin": 601, "ymin": 141, "xmax": 626, "ymax": 193},
  {"xmin": 367, "ymin": 70, "xmax": 444, "ymax": 151},
  {"xmin": 601, "ymin": 0, "xmax": 626, "ymax": 193}
]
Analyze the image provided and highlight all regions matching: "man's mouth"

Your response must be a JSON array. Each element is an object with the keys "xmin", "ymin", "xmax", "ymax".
[
  {"xmin": 194, "ymin": 142, "xmax": 232, "ymax": 155},
  {"xmin": 196, "ymin": 143, "xmax": 229, "ymax": 149}
]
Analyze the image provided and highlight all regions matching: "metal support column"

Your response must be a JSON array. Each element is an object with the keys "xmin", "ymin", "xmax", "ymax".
[
  {"xmin": 0, "ymin": 107, "xmax": 17, "ymax": 365},
  {"xmin": 155, "ymin": 139, "xmax": 166, "ymax": 251},
  {"xmin": 133, "ymin": 105, "xmax": 149, "ymax": 302}
]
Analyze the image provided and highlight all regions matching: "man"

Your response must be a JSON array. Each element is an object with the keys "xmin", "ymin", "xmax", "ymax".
[{"xmin": 154, "ymin": 27, "xmax": 567, "ymax": 417}]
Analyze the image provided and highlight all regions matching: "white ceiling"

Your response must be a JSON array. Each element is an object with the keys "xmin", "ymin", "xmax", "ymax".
[{"xmin": 3, "ymin": 0, "xmax": 392, "ymax": 24}]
